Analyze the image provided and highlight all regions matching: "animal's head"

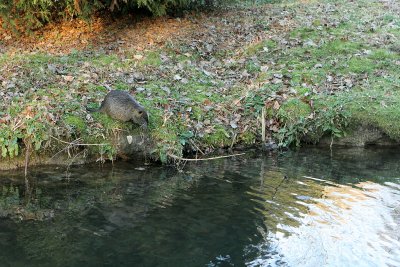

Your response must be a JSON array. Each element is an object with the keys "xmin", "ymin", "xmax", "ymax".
[{"xmin": 132, "ymin": 106, "xmax": 149, "ymax": 129}]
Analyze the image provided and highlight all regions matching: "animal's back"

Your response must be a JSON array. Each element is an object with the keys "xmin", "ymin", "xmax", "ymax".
[{"xmin": 100, "ymin": 90, "xmax": 138, "ymax": 122}]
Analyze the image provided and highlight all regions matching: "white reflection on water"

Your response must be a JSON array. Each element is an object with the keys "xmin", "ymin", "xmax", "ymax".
[{"xmin": 248, "ymin": 179, "xmax": 400, "ymax": 267}]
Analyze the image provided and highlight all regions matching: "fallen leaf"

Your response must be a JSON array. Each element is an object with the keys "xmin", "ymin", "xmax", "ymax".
[
  {"xmin": 63, "ymin": 75, "xmax": 74, "ymax": 82},
  {"xmin": 273, "ymin": 101, "xmax": 280, "ymax": 110}
]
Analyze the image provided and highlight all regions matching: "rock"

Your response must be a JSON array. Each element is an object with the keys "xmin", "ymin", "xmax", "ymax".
[
  {"xmin": 132, "ymin": 72, "xmax": 145, "ymax": 81},
  {"xmin": 262, "ymin": 141, "xmax": 278, "ymax": 151}
]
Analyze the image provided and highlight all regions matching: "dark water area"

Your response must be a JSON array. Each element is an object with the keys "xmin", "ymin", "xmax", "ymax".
[{"xmin": 0, "ymin": 147, "xmax": 399, "ymax": 267}]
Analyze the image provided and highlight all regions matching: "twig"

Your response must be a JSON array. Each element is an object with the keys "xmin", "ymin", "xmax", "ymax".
[
  {"xmin": 65, "ymin": 149, "xmax": 86, "ymax": 179},
  {"xmin": 189, "ymin": 139, "xmax": 205, "ymax": 155},
  {"xmin": 12, "ymin": 119, "xmax": 24, "ymax": 131},
  {"xmin": 168, "ymin": 152, "xmax": 245, "ymax": 162},
  {"xmin": 261, "ymin": 106, "xmax": 266, "ymax": 143},
  {"xmin": 24, "ymin": 142, "xmax": 30, "ymax": 178},
  {"xmin": 272, "ymin": 175, "xmax": 288, "ymax": 200},
  {"xmin": 50, "ymin": 137, "xmax": 83, "ymax": 160},
  {"xmin": 50, "ymin": 135, "xmax": 107, "ymax": 146}
]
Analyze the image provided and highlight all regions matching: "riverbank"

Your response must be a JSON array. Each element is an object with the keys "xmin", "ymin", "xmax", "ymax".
[{"xmin": 1, "ymin": 0, "xmax": 399, "ymax": 169}]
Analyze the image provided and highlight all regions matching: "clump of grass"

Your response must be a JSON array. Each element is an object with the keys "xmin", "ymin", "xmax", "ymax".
[
  {"xmin": 140, "ymin": 51, "xmax": 162, "ymax": 67},
  {"xmin": 63, "ymin": 115, "xmax": 86, "ymax": 133},
  {"xmin": 347, "ymin": 57, "xmax": 375, "ymax": 74},
  {"xmin": 203, "ymin": 126, "xmax": 231, "ymax": 147},
  {"xmin": 244, "ymin": 39, "xmax": 277, "ymax": 56}
]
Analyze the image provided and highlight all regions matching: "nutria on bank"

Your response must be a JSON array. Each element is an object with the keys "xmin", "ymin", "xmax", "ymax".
[{"xmin": 87, "ymin": 90, "xmax": 149, "ymax": 128}]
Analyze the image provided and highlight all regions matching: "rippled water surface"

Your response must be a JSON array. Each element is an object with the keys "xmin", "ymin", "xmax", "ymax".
[{"xmin": 0, "ymin": 147, "xmax": 399, "ymax": 267}]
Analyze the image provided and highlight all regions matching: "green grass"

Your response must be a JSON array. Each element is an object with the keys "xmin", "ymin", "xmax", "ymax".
[
  {"xmin": 244, "ymin": 39, "xmax": 277, "ymax": 56},
  {"xmin": 290, "ymin": 27, "xmax": 319, "ymax": 40},
  {"xmin": 1, "ymin": 0, "xmax": 400, "ymax": 165},
  {"xmin": 63, "ymin": 115, "xmax": 86, "ymax": 132},
  {"xmin": 347, "ymin": 57, "xmax": 375, "ymax": 74},
  {"xmin": 277, "ymin": 98, "xmax": 312, "ymax": 123},
  {"xmin": 140, "ymin": 51, "xmax": 162, "ymax": 67},
  {"xmin": 92, "ymin": 54, "xmax": 120, "ymax": 67},
  {"xmin": 203, "ymin": 126, "xmax": 231, "ymax": 147},
  {"xmin": 346, "ymin": 81, "xmax": 400, "ymax": 140}
]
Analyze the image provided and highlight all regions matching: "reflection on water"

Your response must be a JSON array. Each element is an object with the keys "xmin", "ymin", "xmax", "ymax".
[
  {"xmin": 248, "ymin": 180, "xmax": 400, "ymax": 267},
  {"xmin": 0, "ymin": 147, "xmax": 399, "ymax": 267}
]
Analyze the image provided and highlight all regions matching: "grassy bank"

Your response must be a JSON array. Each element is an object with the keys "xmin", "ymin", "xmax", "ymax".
[{"xmin": 0, "ymin": 0, "xmax": 399, "ymax": 165}]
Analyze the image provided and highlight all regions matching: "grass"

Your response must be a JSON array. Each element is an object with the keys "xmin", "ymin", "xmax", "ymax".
[{"xmin": 0, "ymin": 0, "xmax": 400, "ymax": 166}]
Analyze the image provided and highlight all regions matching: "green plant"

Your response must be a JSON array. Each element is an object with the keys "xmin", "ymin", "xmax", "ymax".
[
  {"xmin": 274, "ymin": 98, "xmax": 350, "ymax": 148},
  {"xmin": 179, "ymin": 131, "xmax": 194, "ymax": 146},
  {"xmin": 0, "ymin": 0, "xmax": 223, "ymax": 32}
]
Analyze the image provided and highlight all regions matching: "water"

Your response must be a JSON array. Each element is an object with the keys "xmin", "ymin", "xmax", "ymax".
[{"xmin": 0, "ymin": 147, "xmax": 399, "ymax": 267}]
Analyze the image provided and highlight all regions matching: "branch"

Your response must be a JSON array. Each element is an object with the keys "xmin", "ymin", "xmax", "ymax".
[{"xmin": 168, "ymin": 152, "xmax": 245, "ymax": 162}]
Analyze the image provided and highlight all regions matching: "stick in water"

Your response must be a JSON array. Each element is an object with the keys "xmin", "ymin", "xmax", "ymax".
[{"xmin": 168, "ymin": 152, "xmax": 245, "ymax": 162}]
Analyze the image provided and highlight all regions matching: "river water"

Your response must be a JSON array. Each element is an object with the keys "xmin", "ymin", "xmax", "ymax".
[{"xmin": 0, "ymin": 147, "xmax": 399, "ymax": 267}]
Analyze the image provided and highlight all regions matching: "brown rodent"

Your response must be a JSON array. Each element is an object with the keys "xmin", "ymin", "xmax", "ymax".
[{"xmin": 87, "ymin": 90, "xmax": 148, "ymax": 128}]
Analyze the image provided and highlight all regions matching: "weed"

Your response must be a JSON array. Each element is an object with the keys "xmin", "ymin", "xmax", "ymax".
[{"xmin": 203, "ymin": 126, "xmax": 231, "ymax": 147}]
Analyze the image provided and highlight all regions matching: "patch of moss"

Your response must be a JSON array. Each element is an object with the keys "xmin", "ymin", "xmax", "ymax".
[
  {"xmin": 92, "ymin": 54, "xmax": 120, "ymax": 67},
  {"xmin": 246, "ymin": 61, "xmax": 261, "ymax": 74},
  {"xmin": 277, "ymin": 98, "xmax": 312, "ymax": 123},
  {"xmin": 290, "ymin": 27, "xmax": 318, "ymax": 40},
  {"xmin": 25, "ymin": 53, "xmax": 54, "ymax": 67},
  {"xmin": 315, "ymin": 40, "xmax": 363, "ymax": 56},
  {"xmin": 92, "ymin": 113, "xmax": 125, "ymax": 130},
  {"xmin": 244, "ymin": 39, "xmax": 277, "ymax": 56},
  {"xmin": 63, "ymin": 115, "xmax": 86, "ymax": 132},
  {"xmin": 113, "ymin": 82, "xmax": 130, "ymax": 91},
  {"xmin": 140, "ymin": 51, "xmax": 162, "ymax": 67},
  {"xmin": 347, "ymin": 82, "xmax": 400, "ymax": 140},
  {"xmin": 87, "ymin": 84, "xmax": 108, "ymax": 92},
  {"xmin": 294, "ymin": 86, "xmax": 311, "ymax": 95},
  {"xmin": 290, "ymin": 68, "xmax": 327, "ymax": 86},
  {"xmin": 347, "ymin": 57, "xmax": 375, "ymax": 74},
  {"xmin": 368, "ymin": 49, "xmax": 396, "ymax": 60},
  {"xmin": 190, "ymin": 106, "xmax": 203, "ymax": 121},
  {"xmin": 238, "ymin": 131, "xmax": 256, "ymax": 145},
  {"xmin": 203, "ymin": 126, "xmax": 231, "ymax": 147}
]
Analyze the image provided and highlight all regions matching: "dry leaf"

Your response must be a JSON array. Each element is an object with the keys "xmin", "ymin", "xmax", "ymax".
[
  {"xmin": 63, "ymin": 75, "xmax": 74, "ymax": 82},
  {"xmin": 273, "ymin": 101, "xmax": 280, "ymax": 110}
]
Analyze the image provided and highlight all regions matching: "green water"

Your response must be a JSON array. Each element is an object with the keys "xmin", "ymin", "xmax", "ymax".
[{"xmin": 0, "ymin": 147, "xmax": 399, "ymax": 267}]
